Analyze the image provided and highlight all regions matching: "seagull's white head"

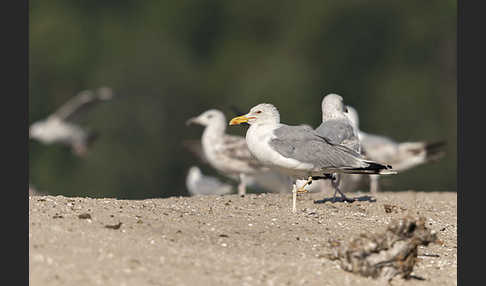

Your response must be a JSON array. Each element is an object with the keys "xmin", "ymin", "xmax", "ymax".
[
  {"xmin": 321, "ymin": 93, "xmax": 348, "ymax": 120},
  {"xmin": 186, "ymin": 109, "xmax": 226, "ymax": 127},
  {"xmin": 345, "ymin": 105, "xmax": 360, "ymax": 129},
  {"xmin": 229, "ymin": 103, "xmax": 280, "ymax": 126}
]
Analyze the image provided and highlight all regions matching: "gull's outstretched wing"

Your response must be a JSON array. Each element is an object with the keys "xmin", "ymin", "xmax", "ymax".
[{"xmin": 50, "ymin": 87, "xmax": 114, "ymax": 122}]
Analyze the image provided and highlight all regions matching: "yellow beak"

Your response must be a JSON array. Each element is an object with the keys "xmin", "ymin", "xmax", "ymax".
[{"xmin": 229, "ymin": 115, "xmax": 252, "ymax": 125}]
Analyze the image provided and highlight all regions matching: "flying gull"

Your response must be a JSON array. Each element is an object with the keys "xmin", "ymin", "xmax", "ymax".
[
  {"xmin": 186, "ymin": 109, "xmax": 269, "ymax": 196},
  {"xmin": 29, "ymin": 87, "xmax": 114, "ymax": 156},
  {"xmin": 346, "ymin": 105, "xmax": 445, "ymax": 193},
  {"xmin": 185, "ymin": 166, "xmax": 234, "ymax": 196},
  {"xmin": 229, "ymin": 103, "xmax": 396, "ymax": 212}
]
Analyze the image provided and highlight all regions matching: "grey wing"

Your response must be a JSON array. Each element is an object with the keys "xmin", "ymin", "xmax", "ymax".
[
  {"xmin": 220, "ymin": 135, "xmax": 266, "ymax": 169},
  {"xmin": 50, "ymin": 87, "xmax": 114, "ymax": 122},
  {"xmin": 315, "ymin": 120, "xmax": 358, "ymax": 149},
  {"xmin": 271, "ymin": 125, "xmax": 366, "ymax": 169}
]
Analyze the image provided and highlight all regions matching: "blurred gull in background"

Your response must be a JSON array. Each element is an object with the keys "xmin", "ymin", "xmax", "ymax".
[
  {"xmin": 185, "ymin": 166, "xmax": 233, "ymax": 196},
  {"xmin": 229, "ymin": 103, "xmax": 396, "ymax": 213},
  {"xmin": 184, "ymin": 113, "xmax": 293, "ymax": 194},
  {"xmin": 346, "ymin": 105, "xmax": 446, "ymax": 193},
  {"xmin": 186, "ymin": 109, "xmax": 269, "ymax": 196},
  {"xmin": 29, "ymin": 87, "xmax": 115, "ymax": 157},
  {"xmin": 315, "ymin": 94, "xmax": 361, "ymax": 153},
  {"xmin": 314, "ymin": 94, "xmax": 365, "ymax": 196}
]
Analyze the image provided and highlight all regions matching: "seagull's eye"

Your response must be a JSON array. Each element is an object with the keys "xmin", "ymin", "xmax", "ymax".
[
  {"xmin": 207, "ymin": 115, "xmax": 213, "ymax": 119},
  {"xmin": 344, "ymin": 107, "xmax": 349, "ymax": 113},
  {"xmin": 255, "ymin": 110, "xmax": 262, "ymax": 114}
]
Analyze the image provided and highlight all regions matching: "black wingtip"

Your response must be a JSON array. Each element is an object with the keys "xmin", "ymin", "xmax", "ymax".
[
  {"xmin": 86, "ymin": 131, "xmax": 100, "ymax": 146},
  {"xmin": 344, "ymin": 161, "xmax": 396, "ymax": 175},
  {"xmin": 425, "ymin": 140, "xmax": 447, "ymax": 159},
  {"xmin": 367, "ymin": 161, "xmax": 392, "ymax": 171}
]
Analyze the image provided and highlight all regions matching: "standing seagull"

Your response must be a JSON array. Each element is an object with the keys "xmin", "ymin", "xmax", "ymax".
[
  {"xmin": 315, "ymin": 94, "xmax": 361, "ymax": 153},
  {"xmin": 314, "ymin": 93, "xmax": 364, "ymax": 197},
  {"xmin": 29, "ymin": 87, "xmax": 114, "ymax": 156},
  {"xmin": 346, "ymin": 106, "xmax": 446, "ymax": 193},
  {"xmin": 185, "ymin": 166, "xmax": 234, "ymax": 196},
  {"xmin": 186, "ymin": 109, "xmax": 268, "ymax": 195},
  {"xmin": 182, "ymin": 138, "xmax": 294, "ymax": 193},
  {"xmin": 229, "ymin": 103, "xmax": 396, "ymax": 213}
]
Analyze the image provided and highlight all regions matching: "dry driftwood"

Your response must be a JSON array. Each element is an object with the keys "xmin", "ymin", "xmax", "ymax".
[{"xmin": 326, "ymin": 215, "xmax": 438, "ymax": 281}]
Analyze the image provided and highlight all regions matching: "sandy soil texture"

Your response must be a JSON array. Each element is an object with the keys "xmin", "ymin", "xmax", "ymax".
[{"xmin": 29, "ymin": 191, "xmax": 456, "ymax": 286}]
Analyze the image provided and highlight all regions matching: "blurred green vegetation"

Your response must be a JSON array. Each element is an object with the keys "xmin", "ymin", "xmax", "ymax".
[{"xmin": 29, "ymin": 1, "xmax": 456, "ymax": 198}]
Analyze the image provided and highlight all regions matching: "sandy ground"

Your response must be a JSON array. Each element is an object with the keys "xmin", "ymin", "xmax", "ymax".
[{"xmin": 29, "ymin": 191, "xmax": 457, "ymax": 286}]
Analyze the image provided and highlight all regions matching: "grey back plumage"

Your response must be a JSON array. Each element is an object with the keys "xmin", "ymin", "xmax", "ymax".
[
  {"xmin": 315, "ymin": 120, "xmax": 360, "ymax": 153},
  {"xmin": 270, "ymin": 125, "xmax": 368, "ymax": 171},
  {"xmin": 316, "ymin": 94, "xmax": 361, "ymax": 153}
]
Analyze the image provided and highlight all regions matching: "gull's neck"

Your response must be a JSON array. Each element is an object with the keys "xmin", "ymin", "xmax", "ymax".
[
  {"xmin": 253, "ymin": 121, "xmax": 279, "ymax": 129},
  {"xmin": 201, "ymin": 119, "xmax": 227, "ymax": 148},
  {"xmin": 203, "ymin": 119, "xmax": 226, "ymax": 136},
  {"xmin": 247, "ymin": 120, "xmax": 280, "ymax": 140}
]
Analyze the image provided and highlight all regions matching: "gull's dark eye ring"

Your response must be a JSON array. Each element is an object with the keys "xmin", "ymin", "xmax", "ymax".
[{"xmin": 255, "ymin": 110, "xmax": 262, "ymax": 114}]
